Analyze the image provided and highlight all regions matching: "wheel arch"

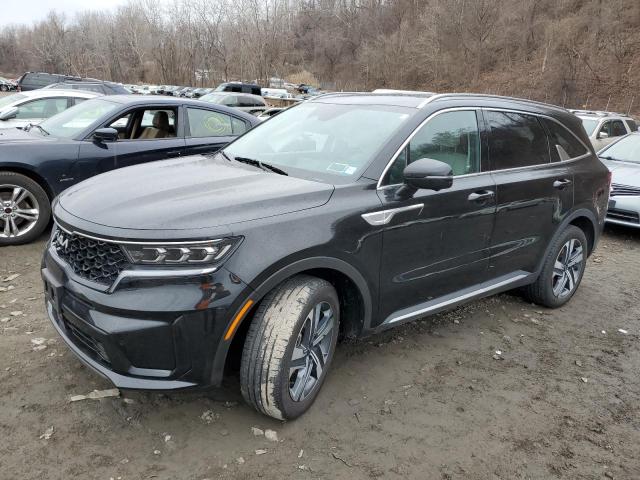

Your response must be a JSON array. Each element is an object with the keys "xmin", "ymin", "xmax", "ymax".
[
  {"xmin": 535, "ymin": 208, "xmax": 599, "ymax": 276},
  {"xmin": 0, "ymin": 164, "xmax": 55, "ymax": 200},
  {"xmin": 213, "ymin": 256, "xmax": 374, "ymax": 385}
]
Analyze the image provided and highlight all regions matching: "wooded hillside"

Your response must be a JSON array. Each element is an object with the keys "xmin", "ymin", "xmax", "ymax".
[{"xmin": 1, "ymin": 0, "xmax": 638, "ymax": 113}]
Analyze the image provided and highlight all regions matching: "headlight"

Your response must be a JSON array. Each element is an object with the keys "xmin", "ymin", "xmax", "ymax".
[{"xmin": 121, "ymin": 238, "xmax": 241, "ymax": 266}]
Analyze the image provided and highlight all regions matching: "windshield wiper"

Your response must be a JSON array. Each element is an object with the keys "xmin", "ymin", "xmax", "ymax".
[
  {"xmin": 599, "ymin": 155, "xmax": 623, "ymax": 161},
  {"xmin": 26, "ymin": 123, "xmax": 49, "ymax": 136},
  {"xmin": 230, "ymin": 155, "xmax": 288, "ymax": 176}
]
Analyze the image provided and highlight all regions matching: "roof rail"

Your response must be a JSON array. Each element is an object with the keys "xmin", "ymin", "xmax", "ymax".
[
  {"xmin": 568, "ymin": 109, "xmax": 628, "ymax": 118},
  {"xmin": 422, "ymin": 92, "xmax": 567, "ymax": 111}
]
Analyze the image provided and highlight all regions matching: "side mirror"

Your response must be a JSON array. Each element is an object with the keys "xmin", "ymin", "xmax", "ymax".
[
  {"xmin": 597, "ymin": 131, "xmax": 609, "ymax": 140},
  {"xmin": 401, "ymin": 158, "xmax": 453, "ymax": 195},
  {"xmin": 0, "ymin": 106, "xmax": 18, "ymax": 121},
  {"xmin": 93, "ymin": 127, "xmax": 118, "ymax": 143}
]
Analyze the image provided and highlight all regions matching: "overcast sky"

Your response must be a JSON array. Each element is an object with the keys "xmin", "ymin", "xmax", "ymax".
[{"xmin": 1, "ymin": 0, "xmax": 130, "ymax": 27}]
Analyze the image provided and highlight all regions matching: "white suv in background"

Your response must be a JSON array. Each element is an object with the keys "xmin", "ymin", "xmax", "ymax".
[
  {"xmin": 0, "ymin": 89, "xmax": 101, "ymax": 129},
  {"xmin": 570, "ymin": 109, "xmax": 638, "ymax": 151}
]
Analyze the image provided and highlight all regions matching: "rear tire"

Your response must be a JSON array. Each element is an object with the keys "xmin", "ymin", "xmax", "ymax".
[
  {"xmin": 0, "ymin": 172, "xmax": 51, "ymax": 246},
  {"xmin": 240, "ymin": 275, "xmax": 340, "ymax": 420},
  {"xmin": 523, "ymin": 225, "xmax": 587, "ymax": 308}
]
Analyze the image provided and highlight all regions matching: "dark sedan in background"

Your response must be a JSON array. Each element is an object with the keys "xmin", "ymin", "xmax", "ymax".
[{"xmin": 0, "ymin": 96, "xmax": 259, "ymax": 245}]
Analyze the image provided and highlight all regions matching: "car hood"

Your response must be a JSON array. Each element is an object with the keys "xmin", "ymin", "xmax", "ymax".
[
  {"xmin": 600, "ymin": 159, "xmax": 640, "ymax": 186},
  {"xmin": 0, "ymin": 127, "xmax": 53, "ymax": 143},
  {"xmin": 57, "ymin": 155, "xmax": 334, "ymax": 232}
]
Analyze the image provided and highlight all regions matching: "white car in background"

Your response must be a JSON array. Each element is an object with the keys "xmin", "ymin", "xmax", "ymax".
[
  {"xmin": 570, "ymin": 109, "xmax": 638, "ymax": 151},
  {"xmin": 0, "ymin": 89, "xmax": 101, "ymax": 129},
  {"xmin": 598, "ymin": 133, "xmax": 640, "ymax": 229}
]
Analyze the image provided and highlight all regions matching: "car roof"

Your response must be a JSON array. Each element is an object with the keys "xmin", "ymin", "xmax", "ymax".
[
  {"xmin": 90, "ymin": 95, "xmax": 260, "ymax": 122},
  {"xmin": 207, "ymin": 91, "xmax": 263, "ymax": 99},
  {"xmin": 14, "ymin": 89, "xmax": 102, "ymax": 99},
  {"xmin": 573, "ymin": 111, "xmax": 633, "ymax": 120}
]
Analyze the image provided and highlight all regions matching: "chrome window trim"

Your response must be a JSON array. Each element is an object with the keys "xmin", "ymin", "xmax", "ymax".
[
  {"xmin": 55, "ymin": 222, "xmax": 221, "ymax": 246},
  {"xmin": 377, "ymin": 107, "xmax": 479, "ymax": 189},
  {"xmin": 377, "ymin": 105, "xmax": 592, "ymax": 189}
]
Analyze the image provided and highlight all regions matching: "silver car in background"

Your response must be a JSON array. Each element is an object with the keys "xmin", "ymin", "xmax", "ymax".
[
  {"xmin": 0, "ymin": 89, "xmax": 101, "ymax": 129},
  {"xmin": 598, "ymin": 133, "xmax": 640, "ymax": 228},
  {"xmin": 571, "ymin": 109, "xmax": 638, "ymax": 151},
  {"xmin": 199, "ymin": 92, "xmax": 267, "ymax": 115}
]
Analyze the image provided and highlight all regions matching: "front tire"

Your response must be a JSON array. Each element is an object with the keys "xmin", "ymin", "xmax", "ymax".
[
  {"xmin": 0, "ymin": 172, "xmax": 51, "ymax": 246},
  {"xmin": 240, "ymin": 275, "xmax": 340, "ymax": 420},
  {"xmin": 523, "ymin": 225, "xmax": 587, "ymax": 308}
]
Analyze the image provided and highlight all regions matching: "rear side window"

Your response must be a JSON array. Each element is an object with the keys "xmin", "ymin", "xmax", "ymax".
[
  {"xmin": 611, "ymin": 120, "xmax": 627, "ymax": 137},
  {"xmin": 187, "ymin": 108, "xmax": 245, "ymax": 137},
  {"xmin": 486, "ymin": 110, "xmax": 549, "ymax": 170},
  {"xmin": 625, "ymin": 119, "xmax": 638, "ymax": 132},
  {"xmin": 542, "ymin": 118, "xmax": 589, "ymax": 160}
]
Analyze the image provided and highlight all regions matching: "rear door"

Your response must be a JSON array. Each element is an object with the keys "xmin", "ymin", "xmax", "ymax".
[
  {"xmin": 375, "ymin": 109, "xmax": 496, "ymax": 324},
  {"xmin": 183, "ymin": 106, "xmax": 249, "ymax": 155},
  {"xmin": 485, "ymin": 109, "xmax": 574, "ymax": 278}
]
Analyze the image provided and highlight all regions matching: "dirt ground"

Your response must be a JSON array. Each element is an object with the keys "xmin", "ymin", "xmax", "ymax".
[{"xmin": 1, "ymin": 225, "xmax": 639, "ymax": 480}]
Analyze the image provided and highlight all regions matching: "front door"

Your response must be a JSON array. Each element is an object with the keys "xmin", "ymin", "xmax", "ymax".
[
  {"xmin": 375, "ymin": 109, "xmax": 496, "ymax": 324},
  {"xmin": 112, "ymin": 107, "xmax": 185, "ymax": 169}
]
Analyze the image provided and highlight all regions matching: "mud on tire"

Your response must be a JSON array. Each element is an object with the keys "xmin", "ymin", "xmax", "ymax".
[{"xmin": 240, "ymin": 275, "xmax": 340, "ymax": 420}]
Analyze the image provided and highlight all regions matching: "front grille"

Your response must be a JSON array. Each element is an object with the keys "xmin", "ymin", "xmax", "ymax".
[
  {"xmin": 65, "ymin": 319, "xmax": 111, "ymax": 365},
  {"xmin": 51, "ymin": 227, "xmax": 129, "ymax": 286},
  {"xmin": 611, "ymin": 183, "xmax": 640, "ymax": 197},
  {"xmin": 607, "ymin": 208, "xmax": 640, "ymax": 224}
]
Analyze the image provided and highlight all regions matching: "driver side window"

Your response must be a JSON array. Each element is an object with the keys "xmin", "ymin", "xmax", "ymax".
[{"xmin": 383, "ymin": 110, "xmax": 481, "ymax": 185}]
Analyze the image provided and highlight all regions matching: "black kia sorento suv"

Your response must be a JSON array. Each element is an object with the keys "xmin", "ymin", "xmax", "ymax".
[{"xmin": 42, "ymin": 92, "xmax": 610, "ymax": 420}]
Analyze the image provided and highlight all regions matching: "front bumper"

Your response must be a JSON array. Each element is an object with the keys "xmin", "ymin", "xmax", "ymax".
[
  {"xmin": 42, "ymin": 245, "xmax": 251, "ymax": 390},
  {"xmin": 606, "ymin": 196, "xmax": 640, "ymax": 228}
]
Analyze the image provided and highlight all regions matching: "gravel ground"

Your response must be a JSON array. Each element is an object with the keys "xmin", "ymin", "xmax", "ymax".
[{"xmin": 0, "ymin": 225, "xmax": 639, "ymax": 480}]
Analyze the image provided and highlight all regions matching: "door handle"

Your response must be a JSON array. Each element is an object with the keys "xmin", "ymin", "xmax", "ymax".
[
  {"xmin": 468, "ymin": 190, "xmax": 495, "ymax": 202},
  {"xmin": 553, "ymin": 178, "xmax": 572, "ymax": 189}
]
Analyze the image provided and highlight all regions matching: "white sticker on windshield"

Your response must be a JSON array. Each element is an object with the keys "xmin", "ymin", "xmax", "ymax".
[
  {"xmin": 344, "ymin": 166, "xmax": 357, "ymax": 175},
  {"xmin": 327, "ymin": 163, "xmax": 349, "ymax": 173}
]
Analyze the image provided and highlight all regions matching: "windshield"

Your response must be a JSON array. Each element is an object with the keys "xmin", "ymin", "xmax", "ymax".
[
  {"xmin": 580, "ymin": 118, "xmax": 599, "ymax": 136},
  {"xmin": 0, "ymin": 93, "xmax": 25, "ymax": 110},
  {"xmin": 224, "ymin": 102, "xmax": 412, "ymax": 181},
  {"xmin": 39, "ymin": 98, "xmax": 118, "ymax": 138},
  {"xmin": 599, "ymin": 134, "xmax": 640, "ymax": 163}
]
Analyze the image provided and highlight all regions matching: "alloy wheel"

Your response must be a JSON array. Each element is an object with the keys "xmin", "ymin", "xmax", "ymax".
[
  {"xmin": 289, "ymin": 301, "xmax": 335, "ymax": 402},
  {"xmin": 0, "ymin": 184, "xmax": 40, "ymax": 239},
  {"xmin": 551, "ymin": 238, "xmax": 584, "ymax": 298}
]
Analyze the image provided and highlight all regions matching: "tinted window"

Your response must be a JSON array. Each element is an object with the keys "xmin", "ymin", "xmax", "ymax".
[
  {"xmin": 625, "ymin": 119, "xmax": 637, "ymax": 132},
  {"xmin": 384, "ymin": 110, "xmax": 480, "ymax": 185},
  {"xmin": 15, "ymin": 98, "xmax": 68, "ymax": 119},
  {"xmin": 187, "ymin": 108, "xmax": 237, "ymax": 137},
  {"xmin": 542, "ymin": 118, "xmax": 588, "ymax": 160},
  {"xmin": 486, "ymin": 110, "xmax": 550, "ymax": 169},
  {"xmin": 611, "ymin": 120, "xmax": 627, "ymax": 137}
]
